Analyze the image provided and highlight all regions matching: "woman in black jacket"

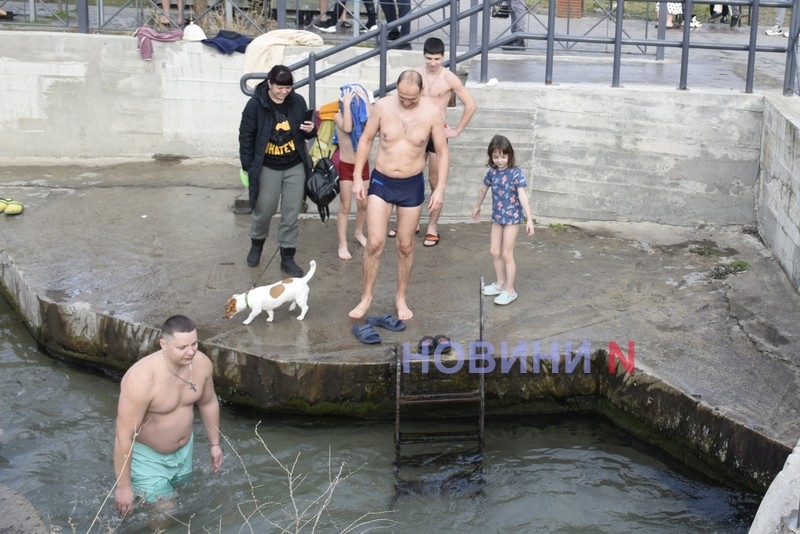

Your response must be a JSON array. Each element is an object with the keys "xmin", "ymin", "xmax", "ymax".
[{"xmin": 238, "ymin": 65, "xmax": 317, "ymax": 276}]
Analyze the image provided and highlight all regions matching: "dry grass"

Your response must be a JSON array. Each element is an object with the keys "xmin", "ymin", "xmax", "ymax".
[
  {"xmin": 148, "ymin": 0, "xmax": 277, "ymax": 35},
  {"xmin": 226, "ymin": 423, "xmax": 397, "ymax": 533},
  {"xmin": 198, "ymin": 0, "xmax": 278, "ymax": 36}
]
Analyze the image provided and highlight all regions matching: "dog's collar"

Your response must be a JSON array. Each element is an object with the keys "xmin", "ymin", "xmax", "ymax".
[{"xmin": 244, "ymin": 290, "xmax": 250, "ymax": 308}]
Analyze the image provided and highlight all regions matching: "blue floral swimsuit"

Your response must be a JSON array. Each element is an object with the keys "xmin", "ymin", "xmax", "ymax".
[{"xmin": 483, "ymin": 166, "xmax": 528, "ymax": 225}]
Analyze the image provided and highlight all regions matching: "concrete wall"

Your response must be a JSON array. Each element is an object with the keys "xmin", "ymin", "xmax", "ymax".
[
  {"xmin": 757, "ymin": 97, "xmax": 800, "ymax": 292},
  {"xmin": 0, "ymin": 32, "xmax": 413, "ymax": 159},
  {"xmin": 448, "ymin": 86, "xmax": 763, "ymax": 227},
  {"xmin": 1, "ymin": 32, "xmax": 767, "ymax": 229}
]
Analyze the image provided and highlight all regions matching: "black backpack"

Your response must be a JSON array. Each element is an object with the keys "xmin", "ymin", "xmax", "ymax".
[{"xmin": 305, "ymin": 156, "xmax": 340, "ymax": 223}]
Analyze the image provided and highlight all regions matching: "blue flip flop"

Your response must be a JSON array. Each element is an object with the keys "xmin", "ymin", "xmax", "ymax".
[
  {"xmin": 366, "ymin": 314, "xmax": 406, "ymax": 332},
  {"xmin": 352, "ymin": 324, "xmax": 382, "ymax": 344}
]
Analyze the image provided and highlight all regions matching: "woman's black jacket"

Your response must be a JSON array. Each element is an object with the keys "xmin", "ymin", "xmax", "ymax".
[{"xmin": 238, "ymin": 84, "xmax": 317, "ymax": 208}]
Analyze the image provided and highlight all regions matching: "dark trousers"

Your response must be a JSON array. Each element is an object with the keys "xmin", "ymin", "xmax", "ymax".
[{"xmin": 380, "ymin": 0, "xmax": 411, "ymax": 36}]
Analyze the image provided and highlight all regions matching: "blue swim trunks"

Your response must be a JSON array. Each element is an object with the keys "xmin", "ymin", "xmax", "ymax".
[
  {"xmin": 131, "ymin": 434, "xmax": 194, "ymax": 503},
  {"xmin": 368, "ymin": 170, "xmax": 425, "ymax": 208}
]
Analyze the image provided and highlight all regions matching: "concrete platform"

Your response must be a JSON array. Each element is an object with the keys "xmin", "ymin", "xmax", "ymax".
[{"xmin": 2, "ymin": 158, "xmax": 800, "ymax": 460}]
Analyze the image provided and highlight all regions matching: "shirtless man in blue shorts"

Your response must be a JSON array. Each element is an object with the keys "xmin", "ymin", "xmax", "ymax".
[
  {"xmin": 113, "ymin": 315, "xmax": 223, "ymax": 515},
  {"xmin": 349, "ymin": 70, "xmax": 449, "ymax": 321}
]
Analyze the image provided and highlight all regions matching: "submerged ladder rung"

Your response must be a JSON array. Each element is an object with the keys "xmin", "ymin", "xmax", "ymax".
[{"xmin": 398, "ymin": 430, "xmax": 481, "ymax": 444}]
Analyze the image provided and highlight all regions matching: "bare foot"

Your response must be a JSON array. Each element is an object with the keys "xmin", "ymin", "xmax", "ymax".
[
  {"xmin": 396, "ymin": 299, "xmax": 413, "ymax": 321},
  {"xmin": 349, "ymin": 298, "xmax": 371, "ymax": 319},
  {"xmin": 354, "ymin": 232, "xmax": 367, "ymax": 248},
  {"xmin": 338, "ymin": 246, "xmax": 352, "ymax": 260}
]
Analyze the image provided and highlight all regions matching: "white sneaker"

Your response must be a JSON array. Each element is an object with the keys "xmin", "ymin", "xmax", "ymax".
[
  {"xmin": 784, "ymin": 31, "xmax": 790, "ymax": 38},
  {"xmin": 765, "ymin": 25, "xmax": 784, "ymax": 36},
  {"xmin": 313, "ymin": 18, "xmax": 337, "ymax": 33},
  {"xmin": 689, "ymin": 15, "xmax": 702, "ymax": 28},
  {"xmin": 494, "ymin": 291, "xmax": 518, "ymax": 306},
  {"xmin": 482, "ymin": 283, "xmax": 503, "ymax": 296}
]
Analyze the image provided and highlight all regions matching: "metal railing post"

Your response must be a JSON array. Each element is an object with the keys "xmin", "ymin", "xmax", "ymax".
[
  {"xmin": 276, "ymin": 0, "xmax": 286, "ymax": 28},
  {"xmin": 611, "ymin": 0, "xmax": 624, "ymax": 86},
  {"xmin": 479, "ymin": 0, "xmax": 491, "ymax": 82},
  {"xmin": 745, "ymin": 0, "xmax": 761, "ymax": 93},
  {"xmin": 469, "ymin": 0, "xmax": 478, "ymax": 50},
  {"xmin": 785, "ymin": 0, "xmax": 799, "ymax": 95},
  {"xmin": 545, "ymin": 0, "xmax": 555, "ymax": 85},
  {"xmin": 450, "ymin": 0, "xmax": 458, "ymax": 74},
  {"xmin": 307, "ymin": 53, "xmax": 317, "ymax": 109},
  {"xmin": 77, "ymin": 0, "xmax": 89, "ymax": 32},
  {"xmin": 679, "ymin": 0, "xmax": 692, "ymax": 90},
  {"xmin": 655, "ymin": 0, "xmax": 667, "ymax": 61},
  {"xmin": 379, "ymin": 24, "xmax": 388, "ymax": 97}
]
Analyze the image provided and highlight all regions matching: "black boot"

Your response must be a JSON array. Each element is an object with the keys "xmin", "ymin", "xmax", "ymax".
[
  {"xmin": 280, "ymin": 247, "xmax": 304, "ymax": 277},
  {"xmin": 247, "ymin": 238, "xmax": 265, "ymax": 267}
]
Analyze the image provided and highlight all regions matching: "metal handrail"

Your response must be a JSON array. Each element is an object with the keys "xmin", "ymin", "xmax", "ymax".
[
  {"xmin": 2, "ymin": 0, "xmax": 797, "ymax": 96},
  {"xmin": 239, "ymin": 0, "xmax": 799, "ymax": 102}
]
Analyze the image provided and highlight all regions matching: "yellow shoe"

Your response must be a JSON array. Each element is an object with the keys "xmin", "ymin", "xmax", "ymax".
[
  {"xmin": 0, "ymin": 198, "xmax": 11, "ymax": 213},
  {"xmin": 4, "ymin": 200, "xmax": 23, "ymax": 215}
]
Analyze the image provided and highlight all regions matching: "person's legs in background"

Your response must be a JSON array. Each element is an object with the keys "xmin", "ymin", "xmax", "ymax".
[
  {"xmin": 379, "ymin": 0, "xmax": 410, "ymax": 47},
  {"xmin": 729, "ymin": 4, "xmax": 740, "ymax": 27},
  {"xmin": 363, "ymin": 0, "xmax": 378, "ymax": 30},
  {"xmin": 160, "ymin": 0, "xmax": 183, "ymax": 25},
  {"xmin": 381, "ymin": 0, "xmax": 410, "ymax": 38},
  {"xmin": 708, "ymin": 4, "xmax": 729, "ymax": 23},
  {"xmin": 510, "ymin": 0, "xmax": 525, "ymax": 34},
  {"xmin": 766, "ymin": 7, "xmax": 787, "ymax": 35},
  {"xmin": 314, "ymin": 0, "xmax": 339, "ymax": 32},
  {"xmin": 397, "ymin": 0, "xmax": 410, "ymax": 37},
  {"xmin": 501, "ymin": 0, "xmax": 526, "ymax": 49},
  {"xmin": 380, "ymin": 0, "xmax": 399, "ymax": 37}
]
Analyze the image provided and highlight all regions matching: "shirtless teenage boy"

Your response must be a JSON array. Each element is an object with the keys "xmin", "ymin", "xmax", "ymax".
[
  {"xmin": 114, "ymin": 315, "xmax": 222, "ymax": 516},
  {"xmin": 413, "ymin": 37, "xmax": 477, "ymax": 247},
  {"xmin": 349, "ymin": 70, "xmax": 449, "ymax": 321}
]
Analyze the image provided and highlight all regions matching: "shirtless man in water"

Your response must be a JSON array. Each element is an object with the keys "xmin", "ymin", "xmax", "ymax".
[
  {"xmin": 413, "ymin": 37, "xmax": 476, "ymax": 248},
  {"xmin": 114, "ymin": 315, "xmax": 222, "ymax": 516},
  {"xmin": 349, "ymin": 70, "xmax": 449, "ymax": 321}
]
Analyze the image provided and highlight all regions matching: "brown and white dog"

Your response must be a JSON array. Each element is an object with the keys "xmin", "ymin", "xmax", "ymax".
[{"xmin": 224, "ymin": 260, "xmax": 316, "ymax": 324}]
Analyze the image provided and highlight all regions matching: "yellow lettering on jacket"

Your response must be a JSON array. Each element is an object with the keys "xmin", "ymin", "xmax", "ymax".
[{"xmin": 266, "ymin": 139, "xmax": 296, "ymax": 156}]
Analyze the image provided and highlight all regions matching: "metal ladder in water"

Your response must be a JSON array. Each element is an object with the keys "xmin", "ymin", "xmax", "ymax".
[{"xmin": 393, "ymin": 277, "xmax": 486, "ymax": 464}]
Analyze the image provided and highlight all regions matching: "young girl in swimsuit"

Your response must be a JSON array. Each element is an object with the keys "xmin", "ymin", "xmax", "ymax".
[{"xmin": 471, "ymin": 135, "xmax": 534, "ymax": 305}]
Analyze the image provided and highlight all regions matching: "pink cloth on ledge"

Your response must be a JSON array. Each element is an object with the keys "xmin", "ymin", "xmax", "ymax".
[{"xmin": 133, "ymin": 27, "xmax": 184, "ymax": 61}]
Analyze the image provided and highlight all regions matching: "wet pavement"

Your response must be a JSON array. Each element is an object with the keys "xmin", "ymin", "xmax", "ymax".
[{"xmin": 2, "ymin": 158, "xmax": 800, "ymax": 455}]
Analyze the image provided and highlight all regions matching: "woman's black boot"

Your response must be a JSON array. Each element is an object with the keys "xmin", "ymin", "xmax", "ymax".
[
  {"xmin": 280, "ymin": 247, "xmax": 304, "ymax": 277},
  {"xmin": 247, "ymin": 238, "xmax": 265, "ymax": 267}
]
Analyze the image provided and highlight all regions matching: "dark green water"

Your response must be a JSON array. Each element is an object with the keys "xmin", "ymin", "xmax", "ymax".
[{"xmin": 0, "ymin": 298, "xmax": 759, "ymax": 533}]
